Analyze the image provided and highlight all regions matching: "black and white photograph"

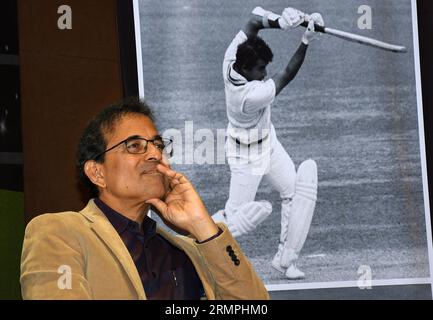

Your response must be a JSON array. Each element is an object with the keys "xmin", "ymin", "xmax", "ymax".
[{"xmin": 134, "ymin": 0, "xmax": 433, "ymax": 292}]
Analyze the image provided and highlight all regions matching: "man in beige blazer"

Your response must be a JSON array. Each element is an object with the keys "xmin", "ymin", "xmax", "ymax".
[{"xmin": 20, "ymin": 98, "xmax": 270, "ymax": 300}]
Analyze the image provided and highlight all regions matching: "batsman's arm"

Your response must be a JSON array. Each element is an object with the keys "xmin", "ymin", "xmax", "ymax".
[
  {"xmin": 272, "ymin": 42, "xmax": 308, "ymax": 96},
  {"xmin": 242, "ymin": 14, "xmax": 267, "ymax": 38},
  {"xmin": 242, "ymin": 8, "xmax": 283, "ymax": 38}
]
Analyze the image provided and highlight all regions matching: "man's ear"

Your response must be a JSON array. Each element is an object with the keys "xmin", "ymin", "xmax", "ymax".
[{"xmin": 84, "ymin": 160, "xmax": 106, "ymax": 189}]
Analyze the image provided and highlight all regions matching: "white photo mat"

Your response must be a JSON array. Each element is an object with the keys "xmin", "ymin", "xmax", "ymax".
[{"xmin": 133, "ymin": 0, "xmax": 433, "ymax": 296}]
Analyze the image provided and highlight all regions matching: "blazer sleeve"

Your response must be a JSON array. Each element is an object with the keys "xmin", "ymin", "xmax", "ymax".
[
  {"xmin": 20, "ymin": 214, "xmax": 92, "ymax": 300},
  {"xmin": 194, "ymin": 223, "xmax": 270, "ymax": 300}
]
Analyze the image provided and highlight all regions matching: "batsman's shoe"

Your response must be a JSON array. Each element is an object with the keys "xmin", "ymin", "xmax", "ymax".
[
  {"xmin": 212, "ymin": 201, "xmax": 272, "ymax": 238},
  {"xmin": 280, "ymin": 248, "xmax": 299, "ymax": 268},
  {"xmin": 285, "ymin": 263, "xmax": 305, "ymax": 280},
  {"xmin": 271, "ymin": 246, "xmax": 286, "ymax": 274}
]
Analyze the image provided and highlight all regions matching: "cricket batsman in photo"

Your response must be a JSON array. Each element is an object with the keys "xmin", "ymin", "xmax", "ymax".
[{"xmin": 212, "ymin": 6, "xmax": 323, "ymax": 280}]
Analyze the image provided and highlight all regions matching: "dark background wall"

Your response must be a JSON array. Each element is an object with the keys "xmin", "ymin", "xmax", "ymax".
[
  {"xmin": 0, "ymin": 0, "xmax": 130, "ymax": 299},
  {"xmin": 0, "ymin": 0, "xmax": 23, "ymax": 300},
  {"xmin": 18, "ymin": 0, "xmax": 124, "ymax": 222}
]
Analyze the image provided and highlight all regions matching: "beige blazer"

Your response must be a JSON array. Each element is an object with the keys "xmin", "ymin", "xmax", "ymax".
[{"xmin": 20, "ymin": 200, "xmax": 270, "ymax": 300}]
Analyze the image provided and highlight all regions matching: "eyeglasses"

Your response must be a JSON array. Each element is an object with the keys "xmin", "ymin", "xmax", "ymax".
[{"xmin": 94, "ymin": 135, "xmax": 173, "ymax": 159}]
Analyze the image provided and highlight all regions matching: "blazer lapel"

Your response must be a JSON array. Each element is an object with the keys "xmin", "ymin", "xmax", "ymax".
[{"xmin": 79, "ymin": 200, "xmax": 146, "ymax": 300}]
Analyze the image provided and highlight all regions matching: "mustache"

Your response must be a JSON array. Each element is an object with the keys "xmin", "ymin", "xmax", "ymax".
[{"xmin": 139, "ymin": 162, "xmax": 162, "ymax": 174}]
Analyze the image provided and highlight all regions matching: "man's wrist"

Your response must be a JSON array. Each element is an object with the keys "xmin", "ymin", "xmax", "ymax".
[
  {"xmin": 190, "ymin": 218, "xmax": 220, "ymax": 242},
  {"xmin": 262, "ymin": 15, "xmax": 270, "ymax": 28},
  {"xmin": 196, "ymin": 227, "xmax": 223, "ymax": 244},
  {"xmin": 260, "ymin": 11, "xmax": 282, "ymax": 29}
]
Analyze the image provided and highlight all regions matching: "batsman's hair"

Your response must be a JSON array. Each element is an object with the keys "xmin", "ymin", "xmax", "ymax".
[
  {"xmin": 234, "ymin": 35, "xmax": 273, "ymax": 71},
  {"xmin": 76, "ymin": 97, "xmax": 154, "ymax": 198}
]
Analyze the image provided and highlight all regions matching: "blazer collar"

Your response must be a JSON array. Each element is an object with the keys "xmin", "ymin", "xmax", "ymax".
[{"xmin": 78, "ymin": 199, "xmax": 146, "ymax": 300}]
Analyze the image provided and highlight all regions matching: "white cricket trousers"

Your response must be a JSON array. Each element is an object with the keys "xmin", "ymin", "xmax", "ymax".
[{"xmin": 225, "ymin": 125, "xmax": 296, "ymax": 245}]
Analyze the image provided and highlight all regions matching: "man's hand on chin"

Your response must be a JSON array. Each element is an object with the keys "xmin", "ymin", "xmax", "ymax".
[{"xmin": 145, "ymin": 164, "xmax": 219, "ymax": 242}]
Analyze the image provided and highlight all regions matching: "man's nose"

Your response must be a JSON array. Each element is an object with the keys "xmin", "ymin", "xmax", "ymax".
[{"xmin": 144, "ymin": 142, "xmax": 162, "ymax": 161}]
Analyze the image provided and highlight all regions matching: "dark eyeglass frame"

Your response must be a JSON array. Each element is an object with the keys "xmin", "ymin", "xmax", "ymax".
[{"xmin": 94, "ymin": 135, "xmax": 173, "ymax": 160}]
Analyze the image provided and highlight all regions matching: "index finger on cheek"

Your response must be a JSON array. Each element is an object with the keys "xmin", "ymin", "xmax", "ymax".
[
  {"xmin": 161, "ymin": 155, "xmax": 171, "ymax": 168},
  {"xmin": 156, "ymin": 163, "xmax": 178, "ymax": 178}
]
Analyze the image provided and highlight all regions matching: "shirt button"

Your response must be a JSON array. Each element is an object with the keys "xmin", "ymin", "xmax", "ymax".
[
  {"xmin": 234, "ymin": 259, "xmax": 241, "ymax": 266},
  {"xmin": 226, "ymin": 245, "xmax": 233, "ymax": 252}
]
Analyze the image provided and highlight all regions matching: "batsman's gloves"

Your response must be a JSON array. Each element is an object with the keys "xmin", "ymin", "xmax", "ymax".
[
  {"xmin": 280, "ymin": 7, "xmax": 305, "ymax": 30},
  {"xmin": 302, "ymin": 13, "xmax": 325, "ymax": 45}
]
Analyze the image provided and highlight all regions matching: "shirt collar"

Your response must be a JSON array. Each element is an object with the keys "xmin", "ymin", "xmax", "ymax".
[
  {"xmin": 94, "ymin": 198, "xmax": 156, "ymax": 236},
  {"xmin": 228, "ymin": 62, "xmax": 248, "ymax": 86}
]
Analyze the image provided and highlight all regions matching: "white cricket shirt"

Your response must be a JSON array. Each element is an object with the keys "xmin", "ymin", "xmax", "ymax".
[{"xmin": 223, "ymin": 31, "xmax": 276, "ymax": 144}]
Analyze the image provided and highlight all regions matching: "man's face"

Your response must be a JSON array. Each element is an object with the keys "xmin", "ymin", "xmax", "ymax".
[
  {"xmin": 97, "ymin": 114, "xmax": 168, "ymax": 203},
  {"xmin": 242, "ymin": 59, "xmax": 268, "ymax": 81}
]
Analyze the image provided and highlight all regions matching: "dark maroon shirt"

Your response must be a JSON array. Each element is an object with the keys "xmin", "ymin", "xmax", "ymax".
[{"xmin": 94, "ymin": 198, "xmax": 205, "ymax": 300}]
